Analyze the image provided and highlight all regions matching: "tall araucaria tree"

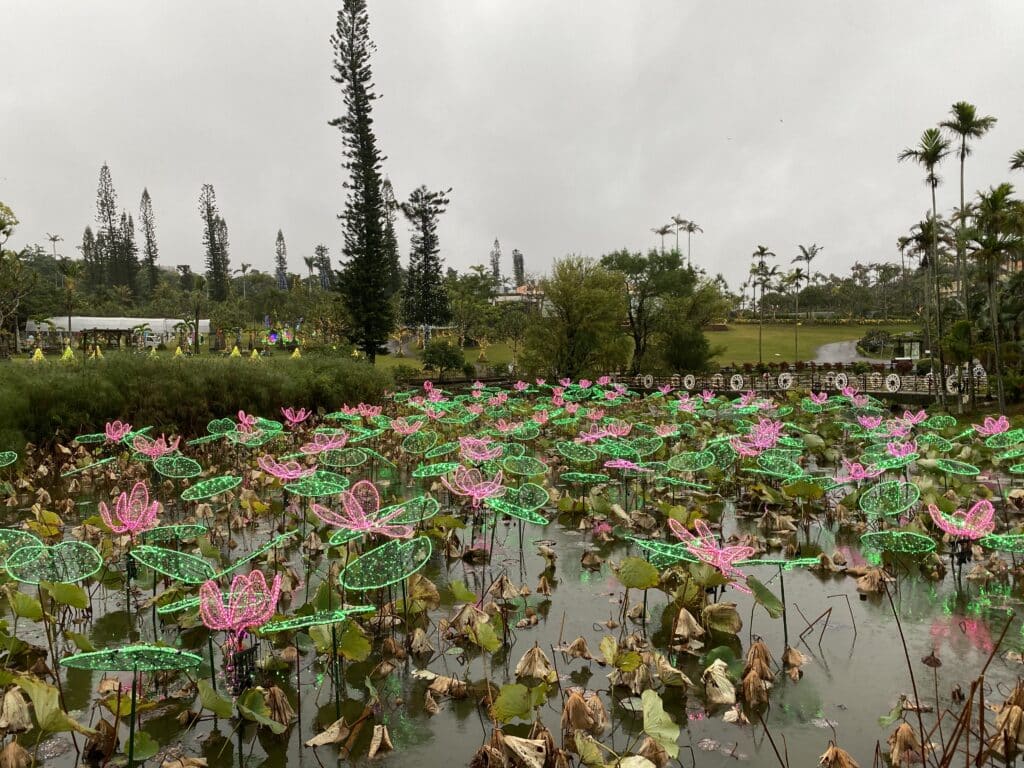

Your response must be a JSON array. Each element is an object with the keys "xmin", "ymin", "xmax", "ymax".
[
  {"xmin": 512, "ymin": 248, "xmax": 525, "ymax": 288},
  {"xmin": 199, "ymin": 184, "xmax": 230, "ymax": 301},
  {"xmin": 381, "ymin": 178, "xmax": 402, "ymax": 298},
  {"xmin": 330, "ymin": 0, "xmax": 393, "ymax": 362},
  {"xmin": 79, "ymin": 226, "xmax": 104, "ymax": 292},
  {"xmin": 94, "ymin": 162, "xmax": 120, "ymax": 291},
  {"xmin": 489, "ymin": 238, "xmax": 502, "ymax": 291},
  {"xmin": 314, "ymin": 244, "xmax": 333, "ymax": 290},
  {"xmin": 274, "ymin": 229, "xmax": 289, "ymax": 290},
  {"xmin": 139, "ymin": 188, "xmax": 159, "ymax": 299},
  {"xmin": 401, "ymin": 186, "xmax": 452, "ymax": 331}
]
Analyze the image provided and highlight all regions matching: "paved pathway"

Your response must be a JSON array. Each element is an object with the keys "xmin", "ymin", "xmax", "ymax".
[{"xmin": 813, "ymin": 340, "xmax": 874, "ymax": 364}]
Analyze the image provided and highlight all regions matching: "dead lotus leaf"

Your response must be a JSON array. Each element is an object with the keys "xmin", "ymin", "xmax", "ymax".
[
  {"xmin": 989, "ymin": 704, "xmax": 1024, "ymax": 758},
  {"xmin": 423, "ymin": 689, "xmax": 440, "ymax": 716},
  {"xmin": 515, "ymin": 644, "xmax": 553, "ymax": 681},
  {"xmin": 887, "ymin": 722, "xmax": 922, "ymax": 767},
  {"xmin": 266, "ymin": 686, "xmax": 295, "ymax": 728},
  {"xmin": 702, "ymin": 659, "xmax": 736, "ymax": 706},
  {"xmin": 637, "ymin": 735, "xmax": 670, "ymax": 768},
  {"xmin": 561, "ymin": 690, "xmax": 597, "ymax": 734},
  {"xmin": 162, "ymin": 759, "xmax": 208, "ymax": 768},
  {"xmin": 653, "ymin": 653, "xmax": 692, "ymax": 688},
  {"xmin": 672, "ymin": 607, "xmax": 704, "ymax": 644},
  {"xmin": 410, "ymin": 627, "xmax": 436, "ymax": 656},
  {"xmin": 819, "ymin": 741, "xmax": 860, "ymax": 768},
  {"xmin": 0, "ymin": 742, "xmax": 32, "ymax": 768},
  {"xmin": 367, "ymin": 724, "xmax": 394, "ymax": 759},
  {"xmin": 583, "ymin": 690, "xmax": 608, "ymax": 735},
  {"xmin": 855, "ymin": 567, "xmax": 892, "ymax": 594},
  {"xmin": 0, "ymin": 688, "xmax": 32, "ymax": 734},
  {"xmin": 558, "ymin": 636, "xmax": 592, "ymax": 660},
  {"xmin": 305, "ymin": 717, "xmax": 351, "ymax": 747},
  {"xmin": 83, "ymin": 718, "xmax": 119, "ymax": 763},
  {"xmin": 503, "ymin": 735, "xmax": 546, "ymax": 768}
]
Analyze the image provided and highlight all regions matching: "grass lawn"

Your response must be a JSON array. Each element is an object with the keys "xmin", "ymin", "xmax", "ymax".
[
  {"xmin": 375, "ymin": 342, "xmax": 515, "ymax": 373},
  {"xmin": 707, "ymin": 322, "xmax": 916, "ymax": 364}
]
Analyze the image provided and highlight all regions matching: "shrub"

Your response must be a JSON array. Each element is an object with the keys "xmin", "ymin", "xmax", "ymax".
[
  {"xmin": 915, "ymin": 357, "xmax": 938, "ymax": 376},
  {"xmin": 0, "ymin": 355, "xmax": 391, "ymax": 451},
  {"xmin": 421, "ymin": 340, "xmax": 464, "ymax": 380}
]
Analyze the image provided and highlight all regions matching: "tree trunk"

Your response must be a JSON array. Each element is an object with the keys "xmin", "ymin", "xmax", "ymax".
[
  {"xmin": 988, "ymin": 275, "xmax": 1006, "ymax": 413},
  {"xmin": 930, "ymin": 184, "xmax": 947, "ymax": 409}
]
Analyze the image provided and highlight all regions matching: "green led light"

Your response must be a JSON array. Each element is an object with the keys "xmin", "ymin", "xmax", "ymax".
[
  {"xmin": 869, "ymin": 454, "xmax": 918, "ymax": 471},
  {"xmin": 140, "ymin": 524, "xmax": 208, "ymax": 543},
  {"xmin": 653, "ymin": 476, "xmax": 712, "ymax": 490},
  {"xmin": 60, "ymin": 645, "xmax": 203, "ymax": 672},
  {"xmin": 181, "ymin": 475, "xmax": 242, "ymax": 501},
  {"xmin": 860, "ymin": 530, "xmax": 936, "ymax": 555},
  {"xmin": 627, "ymin": 436, "xmax": 663, "ymax": 457},
  {"xmin": 425, "ymin": 441, "xmax": 460, "ymax": 459},
  {"xmin": 387, "ymin": 495, "xmax": 441, "ymax": 525},
  {"xmin": 918, "ymin": 434, "xmax": 954, "ymax": 453},
  {"xmin": 0, "ymin": 530, "xmax": 43, "ymax": 558},
  {"xmin": 73, "ymin": 433, "xmax": 108, "ymax": 444},
  {"xmin": 284, "ymin": 470, "xmax": 350, "ymax": 497},
  {"xmin": 348, "ymin": 427, "xmax": 385, "ymax": 443},
  {"xmin": 61, "ymin": 456, "xmax": 117, "ymax": 477},
  {"xmin": 319, "ymin": 448, "xmax": 368, "ymax": 468},
  {"xmin": 339, "ymin": 536, "xmax": 433, "ymax": 591},
  {"xmin": 411, "ymin": 462, "xmax": 460, "ymax": 479},
  {"xmin": 755, "ymin": 454, "xmax": 805, "ymax": 480},
  {"xmin": 979, "ymin": 534, "xmax": 1024, "ymax": 553},
  {"xmin": 217, "ymin": 532, "xmax": 298, "ymax": 577},
  {"xmin": 260, "ymin": 605, "xmax": 376, "ymax": 634},
  {"xmin": 510, "ymin": 422, "xmax": 541, "ymax": 441},
  {"xmin": 667, "ymin": 451, "xmax": 715, "ymax": 473},
  {"xmin": 997, "ymin": 447, "xmax": 1024, "ymax": 461},
  {"xmin": 560, "ymin": 472, "xmax": 610, "ymax": 485},
  {"xmin": 6, "ymin": 542, "xmax": 103, "ymax": 584},
  {"xmin": 130, "ymin": 546, "xmax": 216, "ymax": 584},
  {"xmin": 154, "ymin": 456, "xmax": 203, "ymax": 479},
  {"xmin": 985, "ymin": 429, "xmax": 1024, "ymax": 449},
  {"xmin": 156, "ymin": 595, "xmax": 202, "ymax": 615},
  {"xmin": 628, "ymin": 536, "xmax": 697, "ymax": 564},
  {"xmin": 934, "ymin": 459, "xmax": 980, "ymax": 476},
  {"xmin": 186, "ymin": 434, "xmax": 224, "ymax": 447},
  {"xmin": 401, "ymin": 431, "xmax": 438, "ymax": 455},
  {"xmin": 1009, "ymin": 464, "xmax": 1024, "ymax": 475},
  {"xmin": 0, "ymin": 452, "xmax": 18, "ymax": 469},
  {"xmin": 859, "ymin": 480, "xmax": 920, "ymax": 518},
  {"xmin": 501, "ymin": 456, "xmax": 548, "ymax": 476},
  {"xmin": 485, "ymin": 498, "xmax": 549, "ymax": 526},
  {"xmin": 206, "ymin": 418, "xmax": 236, "ymax": 435}
]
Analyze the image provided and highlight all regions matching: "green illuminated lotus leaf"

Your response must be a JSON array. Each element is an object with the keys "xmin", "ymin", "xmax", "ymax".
[
  {"xmin": 801, "ymin": 401, "xmax": 823, "ymax": 414},
  {"xmin": 73, "ymin": 433, "xmax": 108, "ymax": 445},
  {"xmin": 139, "ymin": 524, "xmax": 208, "ymax": 543},
  {"xmin": 860, "ymin": 530, "xmax": 935, "ymax": 555},
  {"xmin": 186, "ymin": 434, "xmax": 223, "ymax": 447},
  {"xmin": 0, "ymin": 452, "xmax": 18, "ymax": 469},
  {"xmin": 654, "ymin": 476, "xmax": 712, "ymax": 490},
  {"xmin": 156, "ymin": 595, "xmax": 202, "ymax": 615},
  {"xmin": 1009, "ymin": 463, "xmax": 1024, "ymax": 475},
  {"xmin": 61, "ymin": 456, "xmax": 117, "ymax": 477},
  {"xmin": 425, "ymin": 441, "xmax": 460, "ymax": 459},
  {"xmin": 858, "ymin": 480, "xmax": 920, "ymax": 518},
  {"xmin": 284, "ymin": 470, "xmax": 350, "ymax": 497},
  {"xmin": 60, "ymin": 645, "xmax": 203, "ymax": 672},
  {"xmin": 560, "ymin": 472, "xmax": 610, "ymax": 485},
  {"xmin": 387, "ymin": 495, "xmax": 441, "ymax": 525},
  {"xmin": 918, "ymin": 434, "xmax": 953, "ymax": 452},
  {"xmin": 485, "ymin": 497, "xmax": 549, "ymax": 525},
  {"xmin": 985, "ymin": 429, "xmax": 1024, "ymax": 449},
  {"xmin": 628, "ymin": 536, "xmax": 697, "ymax": 565},
  {"xmin": 226, "ymin": 429, "xmax": 279, "ymax": 448},
  {"xmin": 130, "ymin": 546, "xmax": 216, "ymax": 584},
  {"xmin": 319, "ymin": 448, "xmax": 367, "ymax": 468},
  {"xmin": 503, "ymin": 443, "xmax": 526, "ymax": 458},
  {"xmin": 0, "ymin": 529, "xmax": 43, "ymax": 559},
  {"xmin": 206, "ymin": 418, "xmax": 236, "ymax": 435},
  {"xmin": 628, "ymin": 436, "xmax": 664, "ymax": 457},
  {"xmin": 255, "ymin": 418, "xmax": 284, "ymax": 433},
  {"xmin": 6, "ymin": 542, "xmax": 103, "ymax": 584},
  {"xmin": 358, "ymin": 447, "xmax": 397, "ymax": 467},
  {"xmin": 501, "ymin": 456, "xmax": 548, "ymax": 476},
  {"xmin": 348, "ymin": 427, "xmax": 385, "ymax": 443},
  {"xmin": 921, "ymin": 414, "xmax": 954, "ymax": 430},
  {"xmin": 402, "ymin": 431, "xmax": 438, "ymax": 455},
  {"xmin": 979, "ymin": 534, "xmax": 1024, "ymax": 553},
  {"xmin": 260, "ymin": 605, "xmax": 376, "ymax": 634},
  {"xmin": 869, "ymin": 454, "xmax": 918, "ymax": 471},
  {"xmin": 997, "ymin": 447, "xmax": 1024, "ymax": 461},
  {"xmin": 777, "ymin": 436, "xmax": 805, "ymax": 448},
  {"xmin": 934, "ymin": 459, "xmax": 979, "ymax": 476},
  {"xmin": 598, "ymin": 440, "xmax": 640, "ymax": 459},
  {"xmin": 667, "ymin": 451, "xmax": 715, "ymax": 473},
  {"xmin": 339, "ymin": 536, "xmax": 433, "ymax": 591},
  {"xmin": 181, "ymin": 475, "xmax": 241, "ymax": 501},
  {"xmin": 511, "ymin": 422, "xmax": 541, "ymax": 441},
  {"xmin": 153, "ymin": 456, "xmax": 203, "ymax": 479},
  {"xmin": 412, "ymin": 462, "xmax": 460, "ymax": 479},
  {"xmin": 217, "ymin": 532, "xmax": 298, "ymax": 577},
  {"xmin": 503, "ymin": 483, "xmax": 548, "ymax": 511},
  {"xmin": 755, "ymin": 454, "xmax": 805, "ymax": 480}
]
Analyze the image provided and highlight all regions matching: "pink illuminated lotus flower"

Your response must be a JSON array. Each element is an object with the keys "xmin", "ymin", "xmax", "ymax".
[
  {"xmin": 858, "ymin": 415, "xmax": 883, "ymax": 430},
  {"xmin": 472, "ymin": 380, "xmax": 484, "ymax": 390},
  {"xmin": 339, "ymin": 405, "xmax": 360, "ymax": 416},
  {"xmin": 535, "ymin": 378, "xmax": 546, "ymax": 387},
  {"xmin": 668, "ymin": 518, "xmax": 754, "ymax": 593},
  {"xmin": 654, "ymin": 424, "xmax": 678, "ymax": 438},
  {"xmin": 425, "ymin": 407, "xmax": 445, "ymax": 420},
  {"xmin": 459, "ymin": 436, "xmax": 502, "ymax": 462},
  {"xmin": 586, "ymin": 408, "xmax": 606, "ymax": 421},
  {"xmin": 488, "ymin": 393, "xmax": 509, "ymax": 406},
  {"xmin": 390, "ymin": 417, "xmax": 423, "ymax": 436},
  {"xmin": 614, "ymin": 383, "xmax": 628, "ymax": 395},
  {"xmin": 604, "ymin": 420, "xmax": 632, "ymax": 438},
  {"xmin": 597, "ymin": 376, "xmax": 611, "ymax": 386},
  {"xmin": 677, "ymin": 400, "xmax": 697, "ymax": 414},
  {"xmin": 809, "ymin": 391, "xmax": 828, "ymax": 404},
  {"xmin": 565, "ymin": 403, "xmax": 580, "ymax": 415},
  {"xmin": 928, "ymin": 499, "xmax": 995, "ymax": 539},
  {"xmin": 552, "ymin": 387, "xmax": 565, "ymax": 398},
  {"xmin": 471, "ymin": 388, "xmax": 483, "ymax": 399},
  {"xmin": 851, "ymin": 394, "xmax": 869, "ymax": 408},
  {"xmin": 578, "ymin": 379, "xmax": 592, "ymax": 389},
  {"xmin": 973, "ymin": 415, "xmax": 1010, "ymax": 437},
  {"xmin": 577, "ymin": 426, "xmax": 609, "ymax": 444},
  {"xmin": 559, "ymin": 378, "xmax": 572, "ymax": 387},
  {"xmin": 839, "ymin": 459, "xmax": 883, "ymax": 482},
  {"xmin": 493, "ymin": 419, "xmax": 522, "ymax": 434},
  {"xmin": 739, "ymin": 391, "xmax": 758, "ymax": 407},
  {"xmin": 258, "ymin": 455, "xmax": 316, "ymax": 481},
  {"xmin": 300, "ymin": 431, "xmax": 348, "ymax": 455},
  {"xmin": 99, "ymin": 482, "xmax": 159, "ymax": 537},
  {"xmin": 604, "ymin": 458, "xmax": 651, "ymax": 473},
  {"xmin": 312, "ymin": 480, "xmax": 413, "ymax": 539},
  {"xmin": 841, "ymin": 385, "xmax": 859, "ymax": 398},
  {"xmin": 133, "ymin": 433, "xmax": 180, "ymax": 459},
  {"xmin": 281, "ymin": 407, "xmax": 311, "ymax": 428},
  {"xmin": 442, "ymin": 467, "xmax": 506, "ymax": 508},
  {"xmin": 730, "ymin": 437, "xmax": 761, "ymax": 458},
  {"xmin": 659, "ymin": 384, "xmax": 674, "ymax": 395},
  {"xmin": 514, "ymin": 380, "xmax": 529, "ymax": 392},
  {"xmin": 700, "ymin": 390, "xmax": 716, "ymax": 403},
  {"xmin": 428, "ymin": 388, "xmax": 445, "ymax": 403},
  {"xmin": 603, "ymin": 390, "xmax": 619, "ymax": 401},
  {"xmin": 200, "ymin": 571, "xmax": 282, "ymax": 643},
  {"xmin": 887, "ymin": 423, "xmax": 910, "ymax": 438},
  {"xmin": 237, "ymin": 410, "xmax": 257, "ymax": 434},
  {"xmin": 533, "ymin": 410, "xmax": 549, "ymax": 426},
  {"xmin": 593, "ymin": 521, "xmax": 613, "ymax": 541},
  {"xmin": 467, "ymin": 403, "xmax": 484, "ymax": 415},
  {"xmin": 423, "ymin": 380, "xmax": 434, "ymax": 392},
  {"xmin": 886, "ymin": 440, "xmax": 918, "ymax": 459},
  {"xmin": 745, "ymin": 418, "xmax": 783, "ymax": 450},
  {"xmin": 902, "ymin": 409, "xmax": 927, "ymax": 425},
  {"xmin": 105, "ymin": 420, "xmax": 132, "ymax": 442},
  {"xmin": 357, "ymin": 403, "xmax": 382, "ymax": 419}
]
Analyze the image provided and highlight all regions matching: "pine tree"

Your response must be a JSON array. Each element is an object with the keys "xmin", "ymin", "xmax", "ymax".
[
  {"xmin": 274, "ymin": 229, "xmax": 289, "ymax": 290},
  {"xmin": 381, "ymin": 178, "xmax": 402, "ymax": 297},
  {"xmin": 401, "ymin": 185, "xmax": 452, "ymax": 328},
  {"xmin": 139, "ymin": 188, "xmax": 159, "ymax": 299},
  {"xmin": 512, "ymin": 248, "xmax": 525, "ymax": 287},
  {"xmin": 95, "ymin": 163, "xmax": 120, "ymax": 286},
  {"xmin": 116, "ymin": 212, "xmax": 139, "ymax": 296},
  {"xmin": 199, "ymin": 184, "xmax": 230, "ymax": 300},
  {"xmin": 314, "ymin": 244, "xmax": 333, "ymax": 290},
  {"xmin": 489, "ymin": 238, "xmax": 502, "ymax": 290},
  {"xmin": 80, "ymin": 226, "xmax": 104, "ymax": 291},
  {"xmin": 330, "ymin": 0, "xmax": 392, "ymax": 361}
]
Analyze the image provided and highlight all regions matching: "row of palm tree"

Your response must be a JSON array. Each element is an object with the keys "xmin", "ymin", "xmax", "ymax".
[{"xmin": 650, "ymin": 217, "xmax": 703, "ymax": 265}]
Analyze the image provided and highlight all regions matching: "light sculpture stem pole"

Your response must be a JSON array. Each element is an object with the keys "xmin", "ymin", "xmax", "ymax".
[{"xmin": 128, "ymin": 671, "xmax": 137, "ymax": 766}]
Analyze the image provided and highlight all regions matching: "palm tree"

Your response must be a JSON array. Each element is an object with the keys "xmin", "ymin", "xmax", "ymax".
[
  {"xmin": 750, "ymin": 245, "xmax": 777, "ymax": 364},
  {"xmin": 651, "ymin": 224, "xmax": 673, "ymax": 254},
  {"xmin": 303, "ymin": 255, "xmax": 316, "ymax": 294},
  {"xmin": 670, "ymin": 215, "xmax": 687, "ymax": 255},
  {"xmin": 56, "ymin": 258, "xmax": 81, "ymax": 337},
  {"xmin": 235, "ymin": 262, "xmax": 252, "ymax": 299},
  {"xmin": 1012, "ymin": 150, "xmax": 1024, "ymax": 172},
  {"xmin": 941, "ymin": 102, "xmax": 997, "ymax": 351},
  {"xmin": 786, "ymin": 267, "xmax": 808, "ymax": 359},
  {"xmin": 683, "ymin": 221, "xmax": 703, "ymax": 267},
  {"xmin": 965, "ymin": 183, "xmax": 1022, "ymax": 414},
  {"xmin": 899, "ymin": 127, "xmax": 951, "ymax": 406},
  {"xmin": 792, "ymin": 244, "xmax": 822, "ymax": 325}
]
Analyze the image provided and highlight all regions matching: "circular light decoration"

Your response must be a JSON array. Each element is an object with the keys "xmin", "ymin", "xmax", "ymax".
[
  {"xmin": 412, "ymin": 462, "xmax": 461, "ymax": 479},
  {"xmin": 61, "ymin": 456, "xmax": 117, "ymax": 478},
  {"xmin": 181, "ymin": 475, "xmax": 242, "ymax": 501},
  {"xmin": 60, "ymin": 645, "xmax": 203, "ymax": 673},
  {"xmin": 860, "ymin": 530, "xmax": 936, "ymax": 555},
  {"xmin": 140, "ymin": 524, "xmax": 208, "ymax": 544},
  {"xmin": 729, "ymin": 374, "xmax": 744, "ymax": 391},
  {"xmin": 6, "ymin": 542, "xmax": 103, "ymax": 584},
  {"xmin": 485, "ymin": 497, "xmax": 549, "ymax": 526},
  {"xmin": 934, "ymin": 459, "xmax": 980, "ymax": 476},
  {"xmin": 777, "ymin": 373, "xmax": 794, "ymax": 390},
  {"xmin": 979, "ymin": 534, "xmax": 1024, "ymax": 554},
  {"xmin": 502, "ymin": 456, "xmax": 548, "ymax": 476},
  {"xmin": 985, "ymin": 429, "xmax": 1024, "ymax": 450},
  {"xmin": 359, "ymin": 447, "xmax": 397, "ymax": 468},
  {"xmin": 130, "ymin": 546, "xmax": 216, "ymax": 584},
  {"xmin": 284, "ymin": 470, "xmax": 350, "ymax": 497},
  {"xmin": 682, "ymin": 374, "xmax": 697, "ymax": 390},
  {"xmin": 319, "ymin": 448, "xmax": 367, "ymax": 469},
  {"xmin": 339, "ymin": 536, "xmax": 433, "ymax": 591},
  {"xmin": 560, "ymin": 471, "xmax": 610, "ymax": 485},
  {"xmin": 667, "ymin": 451, "xmax": 715, "ymax": 473},
  {"xmin": 73, "ymin": 432, "xmax": 108, "ymax": 445},
  {"xmin": 402, "ymin": 431, "xmax": 438, "ymax": 455},
  {"xmin": 885, "ymin": 374, "xmax": 902, "ymax": 393},
  {"xmin": 0, "ymin": 452, "xmax": 18, "ymax": 469},
  {"xmin": 858, "ymin": 480, "xmax": 920, "ymax": 518},
  {"xmin": 260, "ymin": 605, "xmax": 376, "ymax": 634},
  {"xmin": 154, "ymin": 456, "xmax": 203, "ymax": 479}
]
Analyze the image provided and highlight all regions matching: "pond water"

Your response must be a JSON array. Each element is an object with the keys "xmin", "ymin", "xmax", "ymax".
[{"xmin": 1, "ymin": 386, "xmax": 1023, "ymax": 768}]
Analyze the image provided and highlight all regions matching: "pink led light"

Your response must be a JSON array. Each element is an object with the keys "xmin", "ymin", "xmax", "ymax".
[
  {"xmin": 668, "ymin": 518, "xmax": 754, "ymax": 593},
  {"xmin": 459, "ymin": 436, "xmax": 502, "ymax": 463},
  {"xmin": 300, "ymin": 431, "xmax": 348, "ymax": 455},
  {"xmin": 281, "ymin": 407, "xmax": 311, "ymax": 428},
  {"xmin": 928, "ymin": 499, "xmax": 995, "ymax": 539},
  {"xmin": 603, "ymin": 458, "xmax": 651, "ymax": 473},
  {"xmin": 808, "ymin": 392, "xmax": 828, "ymax": 404},
  {"xmin": 839, "ymin": 459, "xmax": 883, "ymax": 482},
  {"xmin": 200, "ymin": 570, "xmax": 282, "ymax": 641},
  {"xmin": 311, "ymin": 480, "xmax": 413, "ymax": 539},
  {"xmin": 105, "ymin": 420, "xmax": 132, "ymax": 442},
  {"xmin": 99, "ymin": 481, "xmax": 160, "ymax": 537},
  {"xmin": 973, "ymin": 415, "xmax": 1010, "ymax": 437},
  {"xmin": 390, "ymin": 417, "xmax": 423, "ymax": 436},
  {"xmin": 133, "ymin": 433, "xmax": 180, "ymax": 459},
  {"xmin": 886, "ymin": 440, "xmax": 917, "ymax": 459},
  {"xmin": 441, "ymin": 466, "xmax": 506, "ymax": 508},
  {"xmin": 257, "ymin": 455, "xmax": 316, "ymax": 481}
]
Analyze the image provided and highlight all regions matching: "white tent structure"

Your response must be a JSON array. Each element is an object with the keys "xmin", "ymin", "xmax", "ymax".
[{"xmin": 26, "ymin": 317, "xmax": 210, "ymax": 335}]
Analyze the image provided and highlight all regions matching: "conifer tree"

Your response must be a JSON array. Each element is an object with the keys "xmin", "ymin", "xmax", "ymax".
[
  {"xmin": 401, "ymin": 185, "xmax": 452, "ymax": 328},
  {"xmin": 275, "ymin": 229, "xmax": 289, "ymax": 290},
  {"xmin": 330, "ymin": 0, "xmax": 392, "ymax": 361},
  {"xmin": 94, "ymin": 163, "xmax": 120, "ymax": 286},
  {"xmin": 139, "ymin": 188, "xmax": 159, "ymax": 298},
  {"xmin": 314, "ymin": 244, "xmax": 333, "ymax": 290},
  {"xmin": 489, "ymin": 238, "xmax": 502, "ymax": 290},
  {"xmin": 512, "ymin": 248, "xmax": 525, "ymax": 288},
  {"xmin": 199, "ymin": 184, "xmax": 230, "ymax": 300},
  {"xmin": 381, "ymin": 178, "xmax": 402, "ymax": 297},
  {"xmin": 80, "ymin": 226, "xmax": 104, "ymax": 291}
]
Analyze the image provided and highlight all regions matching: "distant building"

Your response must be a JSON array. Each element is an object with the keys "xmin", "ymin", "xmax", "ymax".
[{"xmin": 26, "ymin": 316, "xmax": 210, "ymax": 348}]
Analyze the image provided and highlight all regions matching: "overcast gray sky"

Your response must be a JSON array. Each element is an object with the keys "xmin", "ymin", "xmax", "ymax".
[{"xmin": 3, "ymin": 1, "xmax": 1023, "ymax": 289}]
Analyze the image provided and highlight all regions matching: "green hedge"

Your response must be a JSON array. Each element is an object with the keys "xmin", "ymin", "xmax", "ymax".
[{"xmin": 0, "ymin": 355, "xmax": 392, "ymax": 451}]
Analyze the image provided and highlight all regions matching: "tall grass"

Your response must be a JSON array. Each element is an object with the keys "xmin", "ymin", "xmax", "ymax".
[{"xmin": 0, "ymin": 356, "xmax": 391, "ymax": 450}]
